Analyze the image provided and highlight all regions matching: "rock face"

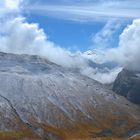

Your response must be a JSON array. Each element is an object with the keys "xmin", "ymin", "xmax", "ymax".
[
  {"xmin": 0, "ymin": 52, "xmax": 140, "ymax": 140},
  {"xmin": 112, "ymin": 69, "xmax": 140, "ymax": 105}
]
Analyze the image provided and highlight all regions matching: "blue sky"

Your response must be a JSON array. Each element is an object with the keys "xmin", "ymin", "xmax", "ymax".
[
  {"xmin": 27, "ymin": 14, "xmax": 104, "ymax": 51},
  {"xmin": 23, "ymin": 0, "xmax": 136, "ymax": 52}
]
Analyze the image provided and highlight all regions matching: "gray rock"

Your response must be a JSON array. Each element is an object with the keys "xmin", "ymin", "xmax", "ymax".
[{"xmin": 112, "ymin": 69, "xmax": 140, "ymax": 104}]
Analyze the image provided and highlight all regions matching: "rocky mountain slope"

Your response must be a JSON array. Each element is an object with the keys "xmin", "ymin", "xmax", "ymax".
[
  {"xmin": 112, "ymin": 69, "xmax": 140, "ymax": 105},
  {"xmin": 0, "ymin": 52, "xmax": 140, "ymax": 140}
]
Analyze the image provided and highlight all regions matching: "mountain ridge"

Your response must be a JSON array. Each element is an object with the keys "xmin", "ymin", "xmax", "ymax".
[{"xmin": 0, "ymin": 52, "xmax": 140, "ymax": 140}]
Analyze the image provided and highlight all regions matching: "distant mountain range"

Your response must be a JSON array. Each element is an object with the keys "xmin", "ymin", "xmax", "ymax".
[{"xmin": 0, "ymin": 52, "xmax": 139, "ymax": 140}]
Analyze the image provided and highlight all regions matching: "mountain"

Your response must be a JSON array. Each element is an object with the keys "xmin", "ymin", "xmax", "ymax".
[
  {"xmin": 112, "ymin": 69, "xmax": 140, "ymax": 105},
  {"xmin": 0, "ymin": 52, "xmax": 140, "ymax": 140}
]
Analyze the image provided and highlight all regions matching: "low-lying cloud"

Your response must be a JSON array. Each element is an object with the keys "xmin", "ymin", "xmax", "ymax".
[
  {"xmin": 0, "ymin": 16, "xmax": 121, "ymax": 84},
  {"xmin": 0, "ymin": 17, "xmax": 87, "ymax": 68}
]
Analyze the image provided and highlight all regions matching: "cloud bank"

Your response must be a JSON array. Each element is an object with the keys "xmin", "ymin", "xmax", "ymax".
[
  {"xmin": 0, "ymin": 15, "xmax": 121, "ymax": 84},
  {"xmin": 0, "ymin": 17, "xmax": 88, "ymax": 68},
  {"xmin": 119, "ymin": 19, "xmax": 140, "ymax": 71},
  {"xmin": 106, "ymin": 19, "xmax": 140, "ymax": 71}
]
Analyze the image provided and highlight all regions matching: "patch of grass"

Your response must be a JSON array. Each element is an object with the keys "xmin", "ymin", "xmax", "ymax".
[{"xmin": 0, "ymin": 131, "xmax": 22, "ymax": 140}]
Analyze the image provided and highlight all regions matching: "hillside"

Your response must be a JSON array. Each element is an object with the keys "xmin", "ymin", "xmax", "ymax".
[{"xmin": 0, "ymin": 52, "xmax": 140, "ymax": 140}]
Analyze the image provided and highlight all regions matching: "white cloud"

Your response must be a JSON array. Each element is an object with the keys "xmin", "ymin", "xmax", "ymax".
[
  {"xmin": 0, "ymin": 0, "xmax": 23, "ymax": 18},
  {"xmin": 0, "ymin": 16, "xmax": 121, "ymax": 84},
  {"xmin": 80, "ymin": 17, "xmax": 140, "ymax": 82},
  {"xmin": 5, "ymin": 0, "xmax": 22, "ymax": 10},
  {"xmin": 81, "ymin": 18, "xmax": 140, "ymax": 82},
  {"xmin": 92, "ymin": 19, "xmax": 122, "ymax": 47},
  {"xmin": 81, "ymin": 67, "xmax": 122, "ymax": 84},
  {"xmin": 0, "ymin": 17, "xmax": 87, "ymax": 68},
  {"xmin": 109, "ymin": 19, "xmax": 140, "ymax": 71},
  {"xmin": 0, "ymin": 0, "xmax": 22, "ymax": 10},
  {"xmin": 92, "ymin": 18, "xmax": 140, "ymax": 71},
  {"xmin": 26, "ymin": 0, "xmax": 140, "ymax": 22}
]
